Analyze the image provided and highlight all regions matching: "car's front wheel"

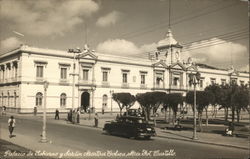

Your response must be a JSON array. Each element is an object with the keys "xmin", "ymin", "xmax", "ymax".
[{"xmin": 144, "ymin": 136, "xmax": 151, "ymax": 140}]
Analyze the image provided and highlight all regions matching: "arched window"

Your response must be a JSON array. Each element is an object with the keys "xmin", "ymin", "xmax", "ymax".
[
  {"xmin": 60, "ymin": 93, "xmax": 66, "ymax": 107},
  {"xmin": 36, "ymin": 92, "xmax": 43, "ymax": 107},
  {"xmin": 102, "ymin": 94, "xmax": 108, "ymax": 108}
]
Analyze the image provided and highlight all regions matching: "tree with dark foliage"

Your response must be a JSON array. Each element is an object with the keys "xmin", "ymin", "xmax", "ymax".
[{"xmin": 112, "ymin": 93, "xmax": 136, "ymax": 115}]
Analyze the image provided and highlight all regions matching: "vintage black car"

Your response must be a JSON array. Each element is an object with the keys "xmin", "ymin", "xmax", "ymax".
[{"xmin": 103, "ymin": 116, "xmax": 156, "ymax": 139}]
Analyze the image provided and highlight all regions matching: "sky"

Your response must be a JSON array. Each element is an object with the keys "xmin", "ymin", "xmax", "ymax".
[{"xmin": 0, "ymin": 0, "xmax": 249, "ymax": 71}]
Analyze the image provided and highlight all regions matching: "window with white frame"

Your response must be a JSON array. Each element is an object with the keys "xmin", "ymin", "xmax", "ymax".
[
  {"xmin": 210, "ymin": 78, "xmax": 216, "ymax": 85},
  {"xmin": 36, "ymin": 65, "xmax": 44, "ymax": 78},
  {"xmin": 156, "ymin": 72, "xmax": 163, "ymax": 86},
  {"xmin": 121, "ymin": 69, "xmax": 130, "ymax": 84},
  {"xmin": 122, "ymin": 73, "xmax": 128, "ymax": 83},
  {"xmin": 60, "ymin": 93, "xmax": 66, "ymax": 107},
  {"xmin": 103, "ymin": 71, "xmax": 108, "ymax": 82},
  {"xmin": 231, "ymin": 78, "xmax": 237, "ymax": 85},
  {"xmin": 101, "ymin": 67, "xmax": 111, "ymax": 84},
  {"xmin": 34, "ymin": 61, "xmax": 47, "ymax": 79},
  {"xmin": 141, "ymin": 74, "xmax": 145, "ymax": 84},
  {"xmin": 221, "ymin": 79, "xmax": 226, "ymax": 85},
  {"xmin": 173, "ymin": 77, "xmax": 179, "ymax": 86},
  {"xmin": 60, "ymin": 68, "xmax": 67, "ymax": 80},
  {"xmin": 83, "ymin": 69, "xmax": 89, "ymax": 80},
  {"xmin": 36, "ymin": 92, "xmax": 43, "ymax": 107},
  {"xmin": 59, "ymin": 63, "xmax": 70, "ymax": 81}
]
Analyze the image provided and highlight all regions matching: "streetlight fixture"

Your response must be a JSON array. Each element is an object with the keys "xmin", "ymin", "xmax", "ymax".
[
  {"xmin": 41, "ymin": 81, "xmax": 49, "ymax": 143},
  {"xmin": 189, "ymin": 71, "xmax": 201, "ymax": 140},
  {"xmin": 110, "ymin": 90, "xmax": 114, "ymax": 115},
  {"xmin": 68, "ymin": 48, "xmax": 81, "ymax": 110}
]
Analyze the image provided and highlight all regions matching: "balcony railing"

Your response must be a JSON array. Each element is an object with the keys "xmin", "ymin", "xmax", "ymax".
[
  {"xmin": 170, "ymin": 85, "xmax": 185, "ymax": 90},
  {"xmin": 140, "ymin": 84, "xmax": 147, "ymax": 89},
  {"xmin": 154, "ymin": 84, "xmax": 165, "ymax": 89},
  {"xmin": 102, "ymin": 81, "xmax": 110, "ymax": 87},
  {"xmin": 121, "ymin": 83, "xmax": 129, "ymax": 88}
]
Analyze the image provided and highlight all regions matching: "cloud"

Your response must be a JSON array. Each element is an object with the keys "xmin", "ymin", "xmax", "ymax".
[
  {"xmin": 0, "ymin": 0, "xmax": 99, "ymax": 36},
  {"xmin": 182, "ymin": 38, "xmax": 248, "ymax": 67},
  {"xmin": 96, "ymin": 39, "xmax": 158, "ymax": 56},
  {"xmin": 97, "ymin": 39, "xmax": 140, "ymax": 55},
  {"xmin": 96, "ymin": 11, "xmax": 121, "ymax": 27},
  {"xmin": 0, "ymin": 37, "xmax": 22, "ymax": 53}
]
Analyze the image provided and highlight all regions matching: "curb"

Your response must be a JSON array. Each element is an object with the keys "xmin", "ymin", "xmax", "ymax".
[{"xmin": 156, "ymin": 134, "xmax": 249, "ymax": 150}]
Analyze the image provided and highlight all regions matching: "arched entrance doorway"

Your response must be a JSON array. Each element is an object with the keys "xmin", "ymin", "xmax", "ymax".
[{"xmin": 81, "ymin": 92, "xmax": 90, "ymax": 112}]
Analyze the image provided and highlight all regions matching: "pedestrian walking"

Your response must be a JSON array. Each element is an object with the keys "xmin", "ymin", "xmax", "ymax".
[
  {"xmin": 72, "ymin": 109, "xmax": 76, "ymax": 124},
  {"xmin": 34, "ymin": 106, "xmax": 37, "ymax": 116},
  {"xmin": 8, "ymin": 116, "xmax": 16, "ymax": 138},
  {"xmin": 94, "ymin": 113, "xmax": 99, "ymax": 127},
  {"xmin": 55, "ymin": 109, "xmax": 59, "ymax": 120}
]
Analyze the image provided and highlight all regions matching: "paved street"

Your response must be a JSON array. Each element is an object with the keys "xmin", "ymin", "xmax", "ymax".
[{"xmin": 0, "ymin": 115, "xmax": 248, "ymax": 159}]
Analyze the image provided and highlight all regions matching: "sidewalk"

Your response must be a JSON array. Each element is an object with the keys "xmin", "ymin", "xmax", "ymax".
[{"xmin": 2, "ymin": 113, "xmax": 249, "ymax": 151}]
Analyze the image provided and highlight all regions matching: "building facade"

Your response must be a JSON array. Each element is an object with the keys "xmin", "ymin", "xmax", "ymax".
[{"xmin": 0, "ymin": 29, "xmax": 249, "ymax": 113}]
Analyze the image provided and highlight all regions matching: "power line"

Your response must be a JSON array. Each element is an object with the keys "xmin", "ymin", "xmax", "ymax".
[
  {"xmin": 118, "ymin": 0, "xmax": 223, "ymax": 38},
  {"xmin": 182, "ymin": 28, "xmax": 248, "ymax": 47},
  {"xmin": 183, "ymin": 35, "xmax": 248, "ymax": 52},
  {"xmin": 120, "ymin": 1, "xmax": 239, "ymax": 39},
  {"xmin": 132, "ymin": 28, "xmax": 248, "ymax": 55}
]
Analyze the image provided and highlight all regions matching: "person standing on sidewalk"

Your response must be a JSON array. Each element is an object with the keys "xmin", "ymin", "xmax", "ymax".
[
  {"xmin": 33, "ymin": 106, "xmax": 37, "ymax": 116},
  {"xmin": 8, "ymin": 116, "xmax": 16, "ymax": 138},
  {"xmin": 55, "ymin": 109, "xmax": 59, "ymax": 120},
  {"xmin": 2, "ymin": 106, "xmax": 6, "ymax": 116},
  {"xmin": 76, "ymin": 108, "xmax": 80, "ymax": 124},
  {"xmin": 94, "ymin": 113, "xmax": 99, "ymax": 127}
]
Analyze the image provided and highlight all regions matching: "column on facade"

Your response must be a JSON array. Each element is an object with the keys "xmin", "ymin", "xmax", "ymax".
[
  {"xmin": 153, "ymin": 71, "xmax": 155, "ymax": 89},
  {"xmin": 163, "ymin": 71, "xmax": 165, "ymax": 89},
  {"xmin": 91, "ymin": 89, "xmax": 95, "ymax": 111},
  {"xmin": 180, "ymin": 73, "xmax": 183, "ymax": 89},
  {"xmin": 169, "ymin": 71, "xmax": 172, "ymax": 89},
  {"xmin": 12, "ymin": 62, "xmax": 16, "ymax": 80},
  {"xmin": 15, "ymin": 62, "xmax": 18, "ymax": 79},
  {"xmin": 2, "ymin": 65, "xmax": 5, "ymax": 81},
  {"xmin": 6, "ymin": 63, "xmax": 10, "ymax": 81},
  {"xmin": 92, "ymin": 64, "xmax": 95, "ymax": 84},
  {"xmin": 78, "ymin": 90, "xmax": 81, "ymax": 109},
  {"xmin": 4, "ymin": 64, "xmax": 8, "ymax": 82}
]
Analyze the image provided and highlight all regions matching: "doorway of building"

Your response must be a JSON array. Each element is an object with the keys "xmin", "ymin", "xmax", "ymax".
[{"xmin": 81, "ymin": 92, "xmax": 90, "ymax": 112}]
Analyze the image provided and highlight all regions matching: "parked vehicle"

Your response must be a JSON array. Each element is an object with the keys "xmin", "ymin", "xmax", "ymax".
[{"xmin": 103, "ymin": 116, "xmax": 156, "ymax": 139}]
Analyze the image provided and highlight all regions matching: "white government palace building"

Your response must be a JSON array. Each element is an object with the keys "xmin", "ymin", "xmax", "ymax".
[{"xmin": 0, "ymin": 29, "xmax": 249, "ymax": 113}]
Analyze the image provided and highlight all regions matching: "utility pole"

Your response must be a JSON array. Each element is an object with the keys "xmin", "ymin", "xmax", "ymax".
[
  {"xmin": 41, "ymin": 81, "xmax": 49, "ymax": 143},
  {"xmin": 68, "ymin": 48, "xmax": 81, "ymax": 110},
  {"xmin": 110, "ymin": 90, "xmax": 114, "ymax": 115},
  {"xmin": 189, "ymin": 71, "xmax": 200, "ymax": 140}
]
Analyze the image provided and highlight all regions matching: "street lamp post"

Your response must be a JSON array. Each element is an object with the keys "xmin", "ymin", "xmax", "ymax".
[
  {"xmin": 110, "ymin": 90, "xmax": 114, "ymax": 115},
  {"xmin": 41, "ymin": 81, "xmax": 49, "ymax": 143},
  {"xmin": 189, "ymin": 72, "xmax": 200, "ymax": 140},
  {"xmin": 68, "ymin": 48, "xmax": 81, "ymax": 110}
]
